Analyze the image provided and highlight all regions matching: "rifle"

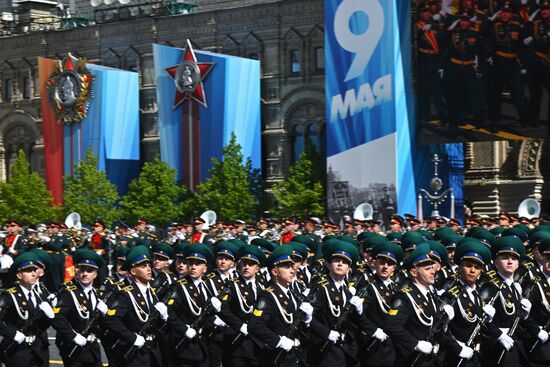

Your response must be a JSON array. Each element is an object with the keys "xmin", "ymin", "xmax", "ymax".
[
  {"xmin": 272, "ymin": 279, "xmax": 327, "ymax": 367},
  {"xmin": 411, "ymin": 279, "xmax": 462, "ymax": 367},
  {"xmin": 529, "ymin": 318, "xmax": 550, "ymax": 353},
  {"xmin": 318, "ymin": 267, "xmax": 372, "ymax": 354},
  {"xmin": 174, "ymin": 279, "xmax": 232, "ymax": 352},
  {"xmin": 67, "ymin": 282, "xmax": 117, "ymax": 358}
]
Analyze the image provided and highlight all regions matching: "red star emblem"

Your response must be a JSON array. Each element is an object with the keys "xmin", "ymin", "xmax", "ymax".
[{"xmin": 165, "ymin": 39, "xmax": 214, "ymax": 109}]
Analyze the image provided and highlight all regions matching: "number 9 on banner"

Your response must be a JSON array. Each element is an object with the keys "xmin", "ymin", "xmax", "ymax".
[{"xmin": 334, "ymin": 0, "xmax": 384, "ymax": 82}]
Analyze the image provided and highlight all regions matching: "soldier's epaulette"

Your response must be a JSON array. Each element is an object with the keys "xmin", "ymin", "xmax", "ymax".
[
  {"xmin": 400, "ymin": 287, "xmax": 412, "ymax": 293},
  {"xmin": 231, "ymin": 277, "xmax": 240, "ymax": 283},
  {"xmin": 6, "ymin": 287, "xmax": 17, "ymax": 294},
  {"xmin": 115, "ymin": 280, "xmax": 125, "ymax": 287},
  {"xmin": 166, "ymin": 270, "xmax": 173, "ymax": 275},
  {"xmin": 122, "ymin": 285, "xmax": 134, "ymax": 292},
  {"xmin": 64, "ymin": 281, "xmax": 77, "ymax": 292},
  {"xmin": 265, "ymin": 287, "xmax": 274, "ymax": 293},
  {"xmin": 177, "ymin": 278, "xmax": 188, "ymax": 285},
  {"xmin": 207, "ymin": 273, "xmax": 217, "ymax": 279}
]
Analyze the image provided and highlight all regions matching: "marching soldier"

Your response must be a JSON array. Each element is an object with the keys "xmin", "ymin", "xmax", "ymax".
[
  {"xmin": 479, "ymin": 236, "xmax": 532, "ymax": 366},
  {"xmin": 524, "ymin": 0, "xmax": 550, "ymax": 125},
  {"xmin": 438, "ymin": 239, "xmax": 493, "ymax": 366},
  {"xmin": 359, "ymin": 241, "xmax": 404, "ymax": 367},
  {"xmin": 289, "ymin": 242, "xmax": 309, "ymax": 297},
  {"xmin": 44, "ymin": 222, "xmax": 71, "ymax": 292},
  {"xmin": 51, "ymin": 250, "xmax": 108, "ymax": 367},
  {"xmin": 103, "ymin": 245, "xmax": 167, "ymax": 367},
  {"xmin": 218, "ymin": 244, "xmax": 266, "ymax": 367},
  {"xmin": 307, "ymin": 239, "xmax": 366, "ymax": 366},
  {"xmin": 3, "ymin": 219, "xmax": 27, "ymax": 257},
  {"xmin": 134, "ymin": 219, "xmax": 154, "ymax": 248},
  {"xmin": 114, "ymin": 222, "xmax": 135, "ymax": 251},
  {"xmin": 150, "ymin": 242, "xmax": 176, "ymax": 300},
  {"xmin": 105, "ymin": 247, "xmax": 130, "ymax": 285},
  {"xmin": 166, "ymin": 243, "xmax": 218, "ymax": 366},
  {"xmin": 0, "ymin": 252, "xmax": 55, "ymax": 367},
  {"xmin": 385, "ymin": 242, "xmax": 455, "ymax": 366},
  {"xmin": 172, "ymin": 242, "xmax": 189, "ymax": 279},
  {"xmin": 248, "ymin": 244, "xmax": 313, "ymax": 366}
]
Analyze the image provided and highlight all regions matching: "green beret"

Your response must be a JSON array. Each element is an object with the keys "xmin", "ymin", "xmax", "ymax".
[
  {"xmin": 122, "ymin": 245, "xmax": 152, "ymax": 271},
  {"xmin": 265, "ymin": 244, "xmax": 295, "ymax": 269},
  {"xmin": 501, "ymin": 227, "xmax": 528, "ymax": 243},
  {"xmin": 514, "ymin": 224, "xmax": 531, "ymax": 236},
  {"xmin": 418, "ymin": 229, "xmax": 433, "ymax": 240},
  {"xmin": 323, "ymin": 239, "xmax": 360, "ymax": 265},
  {"xmin": 10, "ymin": 252, "xmax": 40, "ymax": 273},
  {"xmin": 28, "ymin": 248, "xmax": 52, "ymax": 269},
  {"xmin": 402, "ymin": 231, "xmax": 425, "ymax": 252},
  {"xmin": 73, "ymin": 249, "xmax": 105, "ymax": 270},
  {"xmin": 529, "ymin": 229, "xmax": 550, "ymax": 248},
  {"xmin": 454, "ymin": 238, "xmax": 491, "ymax": 265},
  {"xmin": 214, "ymin": 241, "xmax": 240, "ymax": 262},
  {"xmin": 492, "ymin": 236, "xmax": 525, "ymax": 259},
  {"xmin": 114, "ymin": 246, "xmax": 131, "ymax": 260},
  {"xmin": 288, "ymin": 242, "xmax": 309, "ymax": 262},
  {"xmin": 291, "ymin": 235, "xmax": 315, "ymax": 250},
  {"xmin": 427, "ymin": 240, "xmax": 448, "ymax": 265},
  {"xmin": 151, "ymin": 242, "xmax": 174, "ymax": 260},
  {"xmin": 173, "ymin": 242, "xmax": 190, "ymax": 257},
  {"xmin": 403, "ymin": 242, "xmax": 433, "ymax": 270},
  {"xmin": 239, "ymin": 244, "xmax": 266, "ymax": 266},
  {"xmin": 371, "ymin": 241, "xmax": 404, "ymax": 264},
  {"xmin": 250, "ymin": 238, "xmax": 278, "ymax": 253},
  {"xmin": 183, "ymin": 243, "xmax": 214, "ymax": 265}
]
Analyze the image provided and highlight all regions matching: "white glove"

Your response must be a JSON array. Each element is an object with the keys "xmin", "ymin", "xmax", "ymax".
[
  {"xmin": 415, "ymin": 340, "xmax": 433, "ymax": 354},
  {"xmin": 442, "ymin": 304, "xmax": 455, "ymax": 321},
  {"xmin": 96, "ymin": 300, "xmax": 108, "ymax": 315},
  {"xmin": 154, "ymin": 302, "xmax": 168, "ymax": 321},
  {"xmin": 214, "ymin": 316, "xmax": 227, "ymax": 327},
  {"xmin": 239, "ymin": 323, "xmax": 248, "ymax": 335},
  {"xmin": 470, "ymin": 15, "xmax": 477, "ymax": 22},
  {"xmin": 8, "ymin": 246, "xmax": 16, "ymax": 254},
  {"xmin": 348, "ymin": 286, "xmax": 356, "ymax": 296},
  {"xmin": 13, "ymin": 331, "xmax": 25, "ymax": 344},
  {"xmin": 459, "ymin": 345, "xmax": 474, "ymax": 359},
  {"xmin": 299, "ymin": 302, "xmax": 313, "ymax": 324},
  {"xmin": 302, "ymin": 288, "xmax": 311, "ymax": 297},
  {"xmin": 373, "ymin": 328, "xmax": 388, "ymax": 342},
  {"xmin": 498, "ymin": 333, "xmax": 514, "ymax": 351},
  {"xmin": 422, "ymin": 24, "xmax": 432, "ymax": 31},
  {"xmin": 489, "ymin": 10, "xmax": 502, "ymax": 22},
  {"xmin": 46, "ymin": 293, "xmax": 57, "ymax": 307},
  {"xmin": 483, "ymin": 304, "xmax": 496, "ymax": 321},
  {"xmin": 538, "ymin": 329, "xmax": 549, "ymax": 343},
  {"xmin": 73, "ymin": 333, "xmax": 87, "ymax": 347},
  {"xmin": 133, "ymin": 334, "xmax": 146, "ymax": 348},
  {"xmin": 38, "ymin": 301, "xmax": 55, "ymax": 319},
  {"xmin": 210, "ymin": 297, "xmax": 222, "ymax": 313},
  {"xmin": 328, "ymin": 330, "xmax": 340, "ymax": 344},
  {"xmin": 520, "ymin": 69, "xmax": 527, "ymax": 75},
  {"xmin": 487, "ymin": 57, "xmax": 493, "ymax": 66},
  {"xmin": 524, "ymin": 36, "xmax": 534, "ymax": 45},
  {"xmin": 350, "ymin": 296, "xmax": 363, "ymax": 315},
  {"xmin": 438, "ymin": 69, "xmax": 444, "ymax": 78},
  {"xmin": 185, "ymin": 327, "xmax": 197, "ymax": 339},
  {"xmin": 277, "ymin": 335, "xmax": 294, "ymax": 351},
  {"xmin": 521, "ymin": 299, "xmax": 532, "ymax": 318},
  {"xmin": 448, "ymin": 18, "xmax": 460, "ymax": 31},
  {"xmin": 432, "ymin": 13, "xmax": 441, "ymax": 21}
]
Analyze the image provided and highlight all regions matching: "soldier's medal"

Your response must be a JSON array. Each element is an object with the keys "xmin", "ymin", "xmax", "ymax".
[
  {"xmin": 463, "ymin": 294, "xmax": 468, "ymax": 298},
  {"xmin": 284, "ymin": 300, "xmax": 288, "ymax": 305},
  {"xmin": 385, "ymin": 292, "xmax": 390, "ymax": 297},
  {"xmin": 141, "ymin": 301, "xmax": 146, "ymax": 305},
  {"xmin": 22, "ymin": 301, "xmax": 27, "ymax": 306},
  {"xmin": 506, "ymin": 302, "xmax": 513, "ymax": 308},
  {"xmin": 83, "ymin": 299, "xmax": 87, "ymax": 304},
  {"xmin": 335, "ymin": 296, "xmax": 340, "ymax": 301},
  {"xmin": 244, "ymin": 291, "xmax": 249, "ymax": 296},
  {"xmin": 47, "ymin": 53, "xmax": 94, "ymax": 124}
]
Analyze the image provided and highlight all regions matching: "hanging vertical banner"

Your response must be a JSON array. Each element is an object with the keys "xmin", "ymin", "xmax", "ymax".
[
  {"xmin": 325, "ymin": 0, "xmax": 416, "ymax": 226},
  {"xmin": 38, "ymin": 56, "xmax": 140, "ymax": 203},
  {"xmin": 153, "ymin": 43, "xmax": 261, "ymax": 188}
]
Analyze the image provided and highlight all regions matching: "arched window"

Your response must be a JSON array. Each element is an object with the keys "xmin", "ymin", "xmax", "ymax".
[
  {"xmin": 289, "ymin": 102, "xmax": 325, "ymax": 163},
  {"xmin": 290, "ymin": 50, "xmax": 301, "ymax": 74},
  {"xmin": 315, "ymin": 47, "xmax": 325, "ymax": 72},
  {"xmin": 293, "ymin": 124, "xmax": 305, "ymax": 161},
  {"xmin": 22, "ymin": 76, "xmax": 31, "ymax": 99},
  {"xmin": 4, "ymin": 79, "xmax": 13, "ymax": 101}
]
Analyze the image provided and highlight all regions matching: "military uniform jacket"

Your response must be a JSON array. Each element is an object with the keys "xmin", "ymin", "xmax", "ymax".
[
  {"xmin": 521, "ymin": 272, "xmax": 550, "ymax": 361},
  {"xmin": 218, "ymin": 276, "xmax": 263, "ymax": 360},
  {"xmin": 51, "ymin": 282, "xmax": 101, "ymax": 360},
  {"xmin": 151, "ymin": 270, "xmax": 176, "ymax": 301},
  {"xmin": 248, "ymin": 281, "xmax": 307, "ymax": 365},
  {"xmin": 134, "ymin": 232, "xmax": 153, "ymax": 248},
  {"xmin": 44, "ymin": 234, "xmax": 70, "ymax": 263},
  {"xmin": 385, "ymin": 283, "xmax": 442, "ymax": 364},
  {"xmin": 447, "ymin": 27, "xmax": 483, "ymax": 65},
  {"xmin": 203, "ymin": 270, "xmax": 233, "ymax": 343},
  {"xmin": 0, "ymin": 284, "xmax": 50, "ymax": 361},
  {"xmin": 103, "ymin": 282, "xmax": 163, "ymax": 366},
  {"xmin": 489, "ymin": 19, "xmax": 526, "ymax": 60},
  {"xmin": 115, "ymin": 235, "xmax": 135, "ymax": 249},
  {"xmin": 166, "ymin": 276, "xmax": 212, "ymax": 361},
  {"xmin": 4, "ymin": 233, "xmax": 27, "ymax": 257},
  {"xmin": 359, "ymin": 275, "xmax": 397, "ymax": 366}
]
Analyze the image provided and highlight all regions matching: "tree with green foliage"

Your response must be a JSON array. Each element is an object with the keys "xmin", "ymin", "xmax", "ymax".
[
  {"xmin": 272, "ymin": 138, "xmax": 325, "ymax": 219},
  {"xmin": 195, "ymin": 133, "xmax": 255, "ymax": 221},
  {"xmin": 63, "ymin": 149, "xmax": 120, "ymax": 226},
  {"xmin": 246, "ymin": 157, "xmax": 267, "ymax": 219},
  {"xmin": 120, "ymin": 157, "xmax": 194, "ymax": 226},
  {"xmin": 0, "ymin": 150, "xmax": 59, "ymax": 225}
]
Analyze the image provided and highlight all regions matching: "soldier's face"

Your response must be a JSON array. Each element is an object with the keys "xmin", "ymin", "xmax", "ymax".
[
  {"xmin": 153, "ymin": 256, "xmax": 169, "ymax": 271},
  {"xmin": 116, "ymin": 260, "xmax": 127, "ymax": 277},
  {"xmin": 136, "ymin": 223, "xmax": 146, "ymax": 232},
  {"xmin": 375, "ymin": 257, "xmax": 396, "ymax": 280},
  {"xmin": 240, "ymin": 260, "xmax": 259, "ymax": 280},
  {"xmin": 175, "ymin": 258, "xmax": 188, "ymax": 276},
  {"xmin": 494, "ymin": 255, "xmax": 519, "ymax": 277},
  {"xmin": 447, "ymin": 249, "xmax": 456, "ymax": 264},
  {"xmin": 6, "ymin": 223, "xmax": 20, "ymax": 234},
  {"xmin": 410, "ymin": 264, "xmax": 435, "ymax": 287},
  {"xmin": 458, "ymin": 260, "xmax": 482, "ymax": 287},
  {"xmin": 542, "ymin": 9, "xmax": 550, "ymax": 18},
  {"xmin": 17, "ymin": 267, "xmax": 38, "ymax": 286},
  {"xmin": 542, "ymin": 254, "xmax": 550, "ymax": 277},
  {"xmin": 131, "ymin": 262, "xmax": 153, "ymax": 283},
  {"xmin": 532, "ymin": 246, "xmax": 544, "ymax": 265},
  {"xmin": 420, "ymin": 10, "xmax": 431, "ymax": 20},
  {"xmin": 187, "ymin": 259, "xmax": 207, "ymax": 280},
  {"xmin": 500, "ymin": 11, "xmax": 512, "ymax": 22},
  {"xmin": 432, "ymin": 261, "xmax": 442, "ymax": 272},
  {"xmin": 328, "ymin": 258, "xmax": 350, "ymax": 279},
  {"xmin": 36, "ymin": 267, "xmax": 45, "ymax": 278},
  {"xmin": 76, "ymin": 266, "xmax": 98, "ymax": 286},
  {"xmin": 271, "ymin": 263, "xmax": 295, "ymax": 286},
  {"xmin": 216, "ymin": 255, "xmax": 235, "ymax": 272}
]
